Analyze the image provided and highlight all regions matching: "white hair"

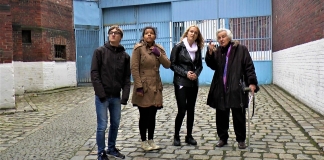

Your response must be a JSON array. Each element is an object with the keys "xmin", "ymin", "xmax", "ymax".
[{"xmin": 216, "ymin": 28, "xmax": 233, "ymax": 41}]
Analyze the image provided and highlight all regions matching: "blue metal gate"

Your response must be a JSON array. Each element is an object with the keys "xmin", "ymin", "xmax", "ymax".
[
  {"xmin": 77, "ymin": 0, "xmax": 273, "ymax": 84},
  {"xmin": 75, "ymin": 29, "xmax": 99, "ymax": 83},
  {"xmin": 102, "ymin": 3, "xmax": 174, "ymax": 83},
  {"xmin": 104, "ymin": 22, "xmax": 173, "ymax": 83}
]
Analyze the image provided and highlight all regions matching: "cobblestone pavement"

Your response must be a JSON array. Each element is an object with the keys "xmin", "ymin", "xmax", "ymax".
[{"xmin": 0, "ymin": 85, "xmax": 323, "ymax": 160}]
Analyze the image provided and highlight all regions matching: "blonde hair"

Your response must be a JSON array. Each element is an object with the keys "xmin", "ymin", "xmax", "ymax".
[{"xmin": 179, "ymin": 25, "xmax": 204, "ymax": 49}]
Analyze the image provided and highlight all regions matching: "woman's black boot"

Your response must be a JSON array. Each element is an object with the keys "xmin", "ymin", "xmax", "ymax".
[
  {"xmin": 173, "ymin": 135, "xmax": 181, "ymax": 146},
  {"xmin": 185, "ymin": 135, "xmax": 197, "ymax": 145}
]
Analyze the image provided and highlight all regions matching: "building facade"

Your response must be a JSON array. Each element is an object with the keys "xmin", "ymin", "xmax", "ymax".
[{"xmin": 0, "ymin": 0, "xmax": 76, "ymax": 109}]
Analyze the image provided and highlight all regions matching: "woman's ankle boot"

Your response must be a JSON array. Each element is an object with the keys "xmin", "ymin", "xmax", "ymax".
[
  {"xmin": 173, "ymin": 135, "xmax": 181, "ymax": 146},
  {"xmin": 185, "ymin": 135, "xmax": 197, "ymax": 145}
]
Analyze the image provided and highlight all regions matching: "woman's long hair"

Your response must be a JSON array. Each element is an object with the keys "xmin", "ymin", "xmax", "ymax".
[{"xmin": 179, "ymin": 25, "xmax": 204, "ymax": 49}]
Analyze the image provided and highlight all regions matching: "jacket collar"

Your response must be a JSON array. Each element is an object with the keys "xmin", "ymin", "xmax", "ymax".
[{"xmin": 104, "ymin": 42, "xmax": 125, "ymax": 53}]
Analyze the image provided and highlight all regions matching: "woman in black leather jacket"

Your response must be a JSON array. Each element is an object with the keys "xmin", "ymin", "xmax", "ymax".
[{"xmin": 170, "ymin": 25, "xmax": 204, "ymax": 146}]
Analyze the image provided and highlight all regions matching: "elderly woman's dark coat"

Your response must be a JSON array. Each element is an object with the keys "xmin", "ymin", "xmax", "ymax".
[{"xmin": 205, "ymin": 41, "xmax": 258, "ymax": 110}]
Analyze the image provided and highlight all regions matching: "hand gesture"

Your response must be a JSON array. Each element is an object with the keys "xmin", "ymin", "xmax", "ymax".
[
  {"xmin": 208, "ymin": 41, "xmax": 216, "ymax": 55},
  {"xmin": 151, "ymin": 46, "xmax": 160, "ymax": 57}
]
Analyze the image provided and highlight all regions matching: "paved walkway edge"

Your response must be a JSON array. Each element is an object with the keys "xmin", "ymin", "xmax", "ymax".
[{"xmin": 263, "ymin": 85, "xmax": 324, "ymax": 152}]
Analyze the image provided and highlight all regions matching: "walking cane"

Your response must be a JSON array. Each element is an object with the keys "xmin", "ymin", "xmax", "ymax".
[
  {"xmin": 243, "ymin": 87, "xmax": 254, "ymax": 151},
  {"xmin": 247, "ymin": 92, "xmax": 254, "ymax": 151}
]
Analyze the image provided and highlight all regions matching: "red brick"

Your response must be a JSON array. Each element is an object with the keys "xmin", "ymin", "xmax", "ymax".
[
  {"xmin": 272, "ymin": 0, "xmax": 324, "ymax": 51},
  {"xmin": 0, "ymin": 0, "xmax": 75, "ymax": 62},
  {"xmin": 0, "ymin": 1, "xmax": 13, "ymax": 63}
]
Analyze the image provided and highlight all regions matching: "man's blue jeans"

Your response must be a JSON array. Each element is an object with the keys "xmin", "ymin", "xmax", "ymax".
[{"xmin": 95, "ymin": 95, "xmax": 121, "ymax": 155}]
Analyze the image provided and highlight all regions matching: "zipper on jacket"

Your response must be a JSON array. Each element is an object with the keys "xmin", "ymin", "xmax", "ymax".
[{"xmin": 112, "ymin": 51, "xmax": 116, "ymax": 94}]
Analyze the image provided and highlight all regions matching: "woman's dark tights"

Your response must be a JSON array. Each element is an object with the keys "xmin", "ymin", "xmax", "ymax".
[
  {"xmin": 174, "ymin": 85, "xmax": 198, "ymax": 136},
  {"xmin": 138, "ymin": 106, "xmax": 158, "ymax": 141}
]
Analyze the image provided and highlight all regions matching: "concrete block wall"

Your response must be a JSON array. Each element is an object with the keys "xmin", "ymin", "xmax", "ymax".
[
  {"xmin": 14, "ymin": 62, "xmax": 77, "ymax": 94},
  {"xmin": 0, "ymin": 64, "xmax": 15, "ymax": 109},
  {"xmin": 48, "ymin": 62, "xmax": 77, "ymax": 90},
  {"xmin": 273, "ymin": 39, "xmax": 324, "ymax": 115},
  {"xmin": 13, "ymin": 62, "xmax": 44, "ymax": 94}
]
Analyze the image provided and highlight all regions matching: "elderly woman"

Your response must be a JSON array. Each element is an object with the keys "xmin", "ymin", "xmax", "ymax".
[{"xmin": 205, "ymin": 28, "xmax": 258, "ymax": 149}]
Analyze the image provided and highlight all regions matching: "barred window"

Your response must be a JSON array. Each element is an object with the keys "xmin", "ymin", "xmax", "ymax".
[{"xmin": 54, "ymin": 45, "xmax": 66, "ymax": 60}]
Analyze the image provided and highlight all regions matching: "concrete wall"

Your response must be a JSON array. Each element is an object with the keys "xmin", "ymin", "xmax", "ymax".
[
  {"xmin": 14, "ymin": 62, "xmax": 77, "ymax": 95},
  {"xmin": 273, "ymin": 39, "xmax": 324, "ymax": 115},
  {"xmin": 0, "ymin": 63, "xmax": 15, "ymax": 109}
]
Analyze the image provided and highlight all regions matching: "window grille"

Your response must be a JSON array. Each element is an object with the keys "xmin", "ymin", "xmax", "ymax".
[{"xmin": 54, "ymin": 45, "xmax": 66, "ymax": 60}]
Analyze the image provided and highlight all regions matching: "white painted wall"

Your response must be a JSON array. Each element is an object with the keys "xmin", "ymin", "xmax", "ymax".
[
  {"xmin": 14, "ymin": 62, "xmax": 45, "ymax": 94},
  {"xmin": 49, "ymin": 62, "xmax": 77, "ymax": 90},
  {"xmin": 273, "ymin": 39, "xmax": 324, "ymax": 115},
  {"xmin": 14, "ymin": 61, "xmax": 77, "ymax": 94},
  {"xmin": 0, "ymin": 63, "xmax": 15, "ymax": 109}
]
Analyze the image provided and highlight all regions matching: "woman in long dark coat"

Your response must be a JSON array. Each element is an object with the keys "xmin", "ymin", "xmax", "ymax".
[{"xmin": 205, "ymin": 28, "xmax": 258, "ymax": 149}]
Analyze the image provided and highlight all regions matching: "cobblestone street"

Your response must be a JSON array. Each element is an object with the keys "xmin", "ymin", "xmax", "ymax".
[{"xmin": 0, "ymin": 85, "xmax": 323, "ymax": 160}]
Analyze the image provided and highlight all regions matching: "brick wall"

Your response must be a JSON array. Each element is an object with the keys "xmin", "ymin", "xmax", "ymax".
[
  {"xmin": 11, "ymin": 0, "xmax": 75, "ymax": 62},
  {"xmin": 0, "ymin": 1, "xmax": 15, "ymax": 109},
  {"xmin": 0, "ymin": 3, "xmax": 13, "ymax": 63},
  {"xmin": 272, "ymin": 0, "xmax": 324, "ymax": 116},
  {"xmin": 272, "ymin": 0, "xmax": 324, "ymax": 52},
  {"xmin": 9, "ymin": 0, "xmax": 76, "ymax": 94},
  {"xmin": 41, "ymin": 0, "xmax": 75, "ymax": 61}
]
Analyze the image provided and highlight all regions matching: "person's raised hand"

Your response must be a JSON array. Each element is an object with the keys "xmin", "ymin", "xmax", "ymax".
[
  {"xmin": 208, "ymin": 41, "xmax": 216, "ymax": 55},
  {"xmin": 151, "ymin": 46, "xmax": 160, "ymax": 57}
]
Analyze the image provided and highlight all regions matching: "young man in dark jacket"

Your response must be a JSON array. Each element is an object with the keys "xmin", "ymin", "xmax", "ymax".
[
  {"xmin": 91, "ymin": 25, "xmax": 131, "ymax": 160},
  {"xmin": 206, "ymin": 28, "xmax": 258, "ymax": 149}
]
